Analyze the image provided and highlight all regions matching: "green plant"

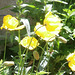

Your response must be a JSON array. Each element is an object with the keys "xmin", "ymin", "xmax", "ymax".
[{"xmin": 0, "ymin": 0, "xmax": 75, "ymax": 75}]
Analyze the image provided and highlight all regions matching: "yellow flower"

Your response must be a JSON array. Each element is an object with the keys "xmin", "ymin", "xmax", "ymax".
[
  {"xmin": 66, "ymin": 52, "xmax": 75, "ymax": 71},
  {"xmin": 34, "ymin": 12, "xmax": 62, "ymax": 41},
  {"xmin": 1, "ymin": 15, "xmax": 25, "ymax": 31},
  {"xmin": 34, "ymin": 22, "xmax": 59, "ymax": 41},
  {"xmin": 44, "ymin": 12, "xmax": 62, "ymax": 32},
  {"xmin": 20, "ymin": 36, "xmax": 39, "ymax": 50}
]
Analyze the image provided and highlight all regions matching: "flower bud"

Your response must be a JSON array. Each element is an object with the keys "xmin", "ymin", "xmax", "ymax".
[
  {"xmin": 3, "ymin": 61, "xmax": 14, "ymax": 66},
  {"xmin": 33, "ymin": 51, "xmax": 39, "ymax": 60}
]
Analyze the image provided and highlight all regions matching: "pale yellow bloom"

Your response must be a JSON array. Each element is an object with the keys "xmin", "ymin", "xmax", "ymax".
[
  {"xmin": 34, "ymin": 22, "xmax": 58, "ymax": 41},
  {"xmin": 34, "ymin": 12, "xmax": 62, "ymax": 41},
  {"xmin": 1, "ymin": 15, "xmax": 25, "ymax": 31},
  {"xmin": 20, "ymin": 36, "xmax": 39, "ymax": 50},
  {"xmin": 44, "ymin": 12, "xmax": 62, "ymax": 32},
  {"xmin": 66, "ymin": 52, "xmax": 75, "ymax": 71}
]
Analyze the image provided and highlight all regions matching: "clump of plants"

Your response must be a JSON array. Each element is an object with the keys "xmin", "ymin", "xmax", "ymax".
[{"xmin": 0, "ymin": 0, "xmax": 75, "ymax": 75}]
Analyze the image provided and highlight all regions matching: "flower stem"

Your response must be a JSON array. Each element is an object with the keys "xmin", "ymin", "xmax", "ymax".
[
  {"xmin": 18, "ymin": 30, "xmax": 22, "ymax": 75},
  {"xmin": 18, "ymin": 30, "xmax": 21, "ymax": 58},
  {"xmin": 58, "ymin": 62, "xmax": 68, "ymax": 73},
  {"xmin": 3, "ymin": 31, "xmax": 7, "ymax": 61}
]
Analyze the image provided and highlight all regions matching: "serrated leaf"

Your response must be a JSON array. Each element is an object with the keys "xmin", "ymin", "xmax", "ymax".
[
  {"xmin": 54, "ymin": 55, "xmax": 66, "ymax": 64},
  {"xmin": 9, "ymin": 46, "xmax": 19, "ymax": 53}
]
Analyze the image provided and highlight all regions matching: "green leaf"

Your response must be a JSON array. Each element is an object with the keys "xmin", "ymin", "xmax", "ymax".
[
  {"xmin": 63, "ymin": 9, "xmax": 75, "ymax": 17},
  {"xmin": 35, "ymin": 0, "xmax": 41, "ymax": 2},
  {"xmin": 56, "ymin": 71, "xmax": 65, "ymax": 75},
  {"xmin": 36, "ymin": 71, "xmax": 50, "ymax": 75},
  {"xmin": 54, "ymin": 55, "xmax": 66, "ymax": 64},
  {"xmin": 48, "ymin": 0, "xmax": 68, "ymax": 4},
  {"xmin": 63, "ymin": 9, "xmax": 68, "ymax": 13},
  {"xmin": 10, "ymin": 6, "xmax": 19, "ymax": 13},
  {"xmin": 17, "ymin": 0, "xmax": 23, "ymax": 4},
  {"xmin": 56, "ymin": 12, "xmax": 67, "ymax": 17},
  {"xmin": 70, "ymin": 9, "xmax": 75, "ymax": 16},
  {"xmin": 9, "ymin": 46, "xmax": 19, "ymax": 53},
  {"xmin": 0, "ymin": 59, "xmax": 3, "ymax": 65},
  {"xmin": 55, "ymin": 1, "xmax": 68, "ymax": 4},
  {"xmin": 63, "ymin": 26, "xmax": 72, "ymax": 33},
  {"xmin": 28, "ymin": 73, "xmax": 36, "ymax": 75},
  {"xmin": 28, "ymin": 5, "xmax": 36, "ymax": 8},
  {"xmin": 21, "ymin": 18, "xmax": 30, "ymax": 36},
  {"xmin": 0, "ymin": 5, "xmax": 12, "ymax": 10},
  {"xmin": 20, "ymin": 4, "xmax": 28, "ymax": 8}
]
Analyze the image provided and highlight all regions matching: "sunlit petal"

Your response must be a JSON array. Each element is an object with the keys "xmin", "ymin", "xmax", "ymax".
[
  {"xmin": 44, "ymin": 12, "xmax": 62, "ymax": 31},
  {"xmin": 1, "ymin": 15, "xmax": 25, "ymax": 31},
  {"xmin": 34, "ymin": 22, "xmax": 57, "ymax": 41},
  {"xmin": 20, "ymin": 36, "xmax": 39, "ymax": 50},
  {"xmin": 66, "ymin": 52, "xmax": 75, "ymax": 71}
]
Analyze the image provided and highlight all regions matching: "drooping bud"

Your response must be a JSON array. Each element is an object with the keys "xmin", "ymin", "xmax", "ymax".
[{"xmin": 33, "ymin": 51, "xmax": 39, "ymax": 60}]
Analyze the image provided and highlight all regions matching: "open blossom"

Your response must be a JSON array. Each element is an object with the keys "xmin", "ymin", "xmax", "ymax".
[
  {"xmin": 20, "ymin": 36, "xmax": 39, "ymax": 50},
  {"xmin": 66, "ymin": 52, "xmax": 75, "ymax": 71},
  {"xmin": 1, "ymin": 15, "xmax": 25, "ymax": 31},
  {"xmin": 34, "ymin": 22, "xmax": 56, "ymax": 41},
  {"xmin": 34, "ymin": 12, "xmax": 62, "ymax": 41},
  {"xmin": 44, "ymin": 12, "xmax": 62, "ymax": 32}
]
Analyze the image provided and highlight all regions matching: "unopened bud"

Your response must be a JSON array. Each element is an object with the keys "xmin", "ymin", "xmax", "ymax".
[
  {"xmin": 3, "ymin": 61, "xmax": 14, "ymax": 66},
  {"xmin": 58, "ymin": 36, "xmax": 67, "ymax": 43},
  {"xmin": 33, "ymin": 51, "xmax": 39, "ymax": 60}
]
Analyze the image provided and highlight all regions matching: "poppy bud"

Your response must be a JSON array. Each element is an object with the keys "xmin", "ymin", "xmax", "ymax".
[{"xmin": 33, "ymin": 51, "xmax": 39, "ymax": 60}]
